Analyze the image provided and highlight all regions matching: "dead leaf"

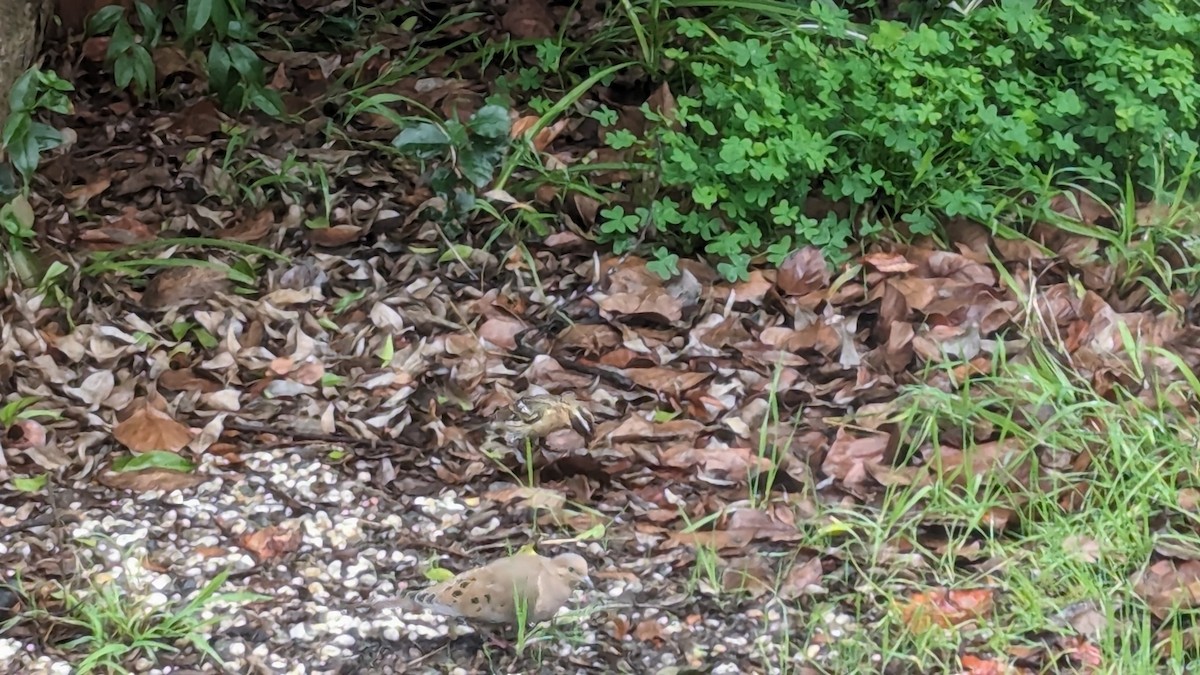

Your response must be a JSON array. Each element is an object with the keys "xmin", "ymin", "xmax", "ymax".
[
  {"xmin": 502, "ymin": 0, "xmax": 555, "ymax": 39},
  {"xmin": 142, "ymin": 266, "xmax": 231, "ymax": 309},
  {"xmin": 779, "ymin": 556, "xmax": 824, "ymax": 599},
  {"xmin": 113, "ymin": 400, "xmax": 194, "ymax": 453},
  {"xmin": 1049, "ymin": 188, "xmax": 1111, "ymax": 225},
  {"xmin": 1133, "ymin": 559, "xmax": 1200, "ymax": 618},
  {"xmin": 308, "ymin": 224, "xmax": 364, "ymax": 247},
  {"xmin": 778, "ymin": 247, "xmax": 831, "ymax": 295},
  {"xmin": 98, "ymin": 468, "xmax": 204, "ymax": 492},
  {"xmin": 633, "ymin": 618, "xmax": 667, "ymax": 646},
  {"xmin": 239, "ymin": 525, "xmax": 301, "ymax": 561},
  {"xmin": 621, "ymin": 367, "xmax": 711, "ymax": 395},
  {"xmin": 820, "ymin": 428, "xmax": 893, "ymax": 485},
  {"xmin": 898, "ymin": 587, "xmax": 994, "ymax": 632}
]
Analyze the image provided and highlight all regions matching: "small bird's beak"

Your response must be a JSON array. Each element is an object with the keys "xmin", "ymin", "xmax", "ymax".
[{"xmin": 583, "ymin": 575, "xmax": 594, "ymax": 589}]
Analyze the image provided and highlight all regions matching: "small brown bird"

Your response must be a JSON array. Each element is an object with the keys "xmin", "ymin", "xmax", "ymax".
[
  {"xmin": 492, "ymin": 393, "xmax": 595, "ymax": 444},
  {"xmin": 410, "ymin": 551, "xmax": 592, "ymax": 626}
]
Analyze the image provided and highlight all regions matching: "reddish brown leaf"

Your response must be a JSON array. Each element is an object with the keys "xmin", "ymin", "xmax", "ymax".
[
  {"xmin": 633, "ymin": 618, "xmax": 667, "ymax": 646},
  {"xmin": 898, "ymin": 587, "xmax": 994, "ymax": 632},
  {"xmin": 862, "ymin": 251, "xmax": 917, "ymax": 274},
  {"xmin": 958, "ymin": 655, "xmax": 1008, "ymax": 675},
  {"xmin": 778, "ymin": 246, "xmax": 831, "ymax": 295},
  {"xmin": 1133, "ymin": 559, "xmax": 1200, "ymax": 618},
  {"xmin": 308, "ymin": 224, "xmax": 364, "ymax": 247},
  {"xmin": 98, "ymin": 468, "xmax": 204, "ymax": 493},
  {"xmin": 779, "ymin": 556, "xmax": 824, "ymax": 599},
  {"xmin": 731, "ymin": 270, "xmax": 774, "ymax": 304},
  {"xmin": 820, "ymin": 428, "xmax": 893, "ymax": 485},
  {"xmin": 113, "ymin": 400, "xmax": 194, "ymax": 453},
  {"xmin": 501, "ymin": 0, "xmax": 556, "ymax": 39},
  {"xmin": 620, "ymin": 367, "xmax": 711, "ymax": 395},
  {"xmin": 142, "ymin": 266, "xmax": 231, "ymax": 309},
  {"xmin": 1049, "ymin": 188, "xmax": 1110, "ymax": 225},
  {"xmin": 239, "ymin": 525, "xmax": 301, "ymax": 561},
  {"xmin": 478, "ymin": 316, "xmax": 526, "ymax": 350},
  {"xmin": 158, "ymin": 368, "xmax": 222, "ymax": 394},
  {"xmin": 597, "ymin": 290, "xmax": 682, "ymax": 321}
]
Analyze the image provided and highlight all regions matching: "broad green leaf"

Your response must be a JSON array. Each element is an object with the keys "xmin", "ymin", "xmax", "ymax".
[
  {"xmin": 424, "ymin": 567, "xmax": 454, "ymax": 582},
  {"xmin": 185, "ymin": 0, "xmax": 214, "ymax": 36},
  {"xmin": 392, "ymin": 123, "xmax": 451, "ymax": 155},
  {"xmin": 469, "ymin": 104, "xmax": 511, "ymax": 140},
  {"xmin": 13, "ymin": 474, "xmax": 48, "ymax": 493},
  {"xmin": 87, "ymin": 5, "xmax": 126, "ymax": 35},
  {"xmin": 438, "ymin": 244, "xmax": 475, "ymax": 264}
]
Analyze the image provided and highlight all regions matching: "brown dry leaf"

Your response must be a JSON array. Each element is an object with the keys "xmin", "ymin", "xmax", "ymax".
[
  {"xmin": 239, "ymin": 525, "xmax": 301, "ymax": 561},
  {"xmin": 528, "ymin": 119, "xmax": 569, "ymax": 152},
  {"xmin": 308, "ymin": 224, "xmax": 364, "ymax": 247},
  {"xmin": 606, "ymin": 417, "xmax": 704, "ymax": 442},
  {"xmin": 510, "ymin": 115, "xmax": 539, "ymax": 139},
  {"xmin": 1049, "ymin": 188, "xmax": 1111, "ymax": 225},
  {"xmin": 778, "ymin": 246, "xmax": 831, "ymax": 295},
  {"xmin": 779, "ymin": 556, "xmax": 824, "ymax": 599},
  {"xmin": 1060, "ymin": 636, "xmax": 1103, "ymax": 669},
  {"xmin": 1132, "ymin": 559, "xmax": 1200, "ymax": 618},
  {"xmin": 730, "ymin": 270, "xmax": 774, "ymax": 304},
  {"xmin": 658, "ymin": 444, "xmax": 770, "ymax": 482},
  {"xmin": 897, "ymin": 587, "xmax": 995, "ymax": 632},
  {"xmin": 478, "ymin": 316, "xmax": 526, "ymax": 350},
  {"xmin": 484, "ymin": 485, "xmax": 566, "ymax": 514},
  {"xmin": 633, "ymin": 618, "xmax": 667, "ymax": 646},
  {"xmin": 113, "ymin": 400, "xmax": 194, "ymax": 453},
  {"xmin": 501, "ymin": 0, "xmax": 556, "ymax": 39},
  {"xmin": 158, "ymin": 368, "xmax": 222, "ymax": 393},
  {"xmin": 914, "ymin": 440, "xmax": 1031, "ymax": 490},
  {"xmin": 142, "ymin": 266, "xmax": 231, "ymax": 309},
  {"xmin": 173, "ymin": 98, "xmax": 224, "ymax": 138},
  {"xmin": 721, "ymin": 556, "xmax": 774, "ymax": 598},
  {"xmin": 78, "ymin": 206, "xmax": 156, "ymax": 247},
  {"xmin": 63, "ymin": 175, "xmax": 112, "ymax": 207},
  {"xmin": 621, "ymin": 367, "xmax": 711, "ymax": 395},
  {"xmin": 223, "ymin": 209, "xmax": 275, "ymax": 242},
  {"xmin": 862, "ymin": 251, "xmax": 917, "ymax": 274},
  {"xmin": 663, "ymin": 528, "xmax": 756, "ymax": 551},
  {"xmin": 724, "ymin": 507, "xmax": 804, "ymax": 543},
  {"xmin": 958, "ymin": 655, "xmax": 1010, "ymax": 675},
  {"xmin": 933, "ymin": 252, "xmax": 995, "ymax": 285},
  {"xmin": 645, "ymin": 82, "xmax": 677, "ymax": 124},
  {"xmin": 597, "ymin": 290, "xmax": 682, "ymax": 322},
  {"xmin": 152, "ymin": 46, "xmax": 195, "ymax": 84},
  {"xmin": 820, "ymin": 428, "xmax": 893, "ymax": 485},
  {"xmin": 82, "ymin": 36, "xmax": 109, "ymax": 61},
  {"xmin": 98, "ymin": 468, "xmax": 204, "ymax": 492}
]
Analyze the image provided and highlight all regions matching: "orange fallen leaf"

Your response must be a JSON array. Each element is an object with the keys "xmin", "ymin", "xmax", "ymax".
[
  {"xmin": 898, "ymin": 587, "xmax": 994, "ymax": 632},
  {"xmin": 113, "ymin": 400, "xmax": 194, "ymax": 453},
  {"xmin": 633, "ymin": 618, "xmax": 666, "ymax": 645},
  {"xmin": 239, "ymin": 525, "xmax": 301, "ymax": 561}
]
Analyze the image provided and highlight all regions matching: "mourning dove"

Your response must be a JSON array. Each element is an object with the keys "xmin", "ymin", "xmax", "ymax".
[
  {"xmin": 492, "ymin": 393, "xmax": 595, "ymax": 444},
  {"xmin": 410, "ymin": 551, "xmax": 592, "ymax": 626}
]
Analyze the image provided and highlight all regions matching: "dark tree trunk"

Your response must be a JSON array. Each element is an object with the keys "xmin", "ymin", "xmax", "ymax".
[{"xmin": 0, "ymin": 0, "xmax": 49, "ymax": 124}]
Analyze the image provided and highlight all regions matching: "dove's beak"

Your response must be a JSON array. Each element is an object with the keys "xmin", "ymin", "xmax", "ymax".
[{"xmin": 583, "ymin": 575, "xmax": 594, "ymax": 589}]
